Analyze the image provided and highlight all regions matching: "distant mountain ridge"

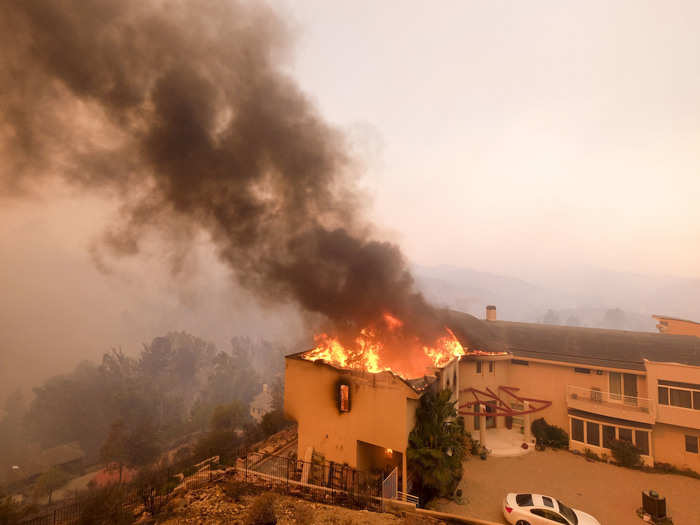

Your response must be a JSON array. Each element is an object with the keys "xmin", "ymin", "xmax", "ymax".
[{"xmin": 413, "ymin": 264, "xmax": 700, "ymax": 332}]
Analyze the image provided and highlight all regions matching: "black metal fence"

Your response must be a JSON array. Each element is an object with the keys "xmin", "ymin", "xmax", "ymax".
[
  {"xmin": 18, "ymin": 447, "xmax": 384, "ymax": 524},
  {"xmin": 18, "ymin": 502, "xmax": 81, "ymax": 525},
  {"xmin": 238, "ymin": 449, "xmax": 382, "ymax": 511}
]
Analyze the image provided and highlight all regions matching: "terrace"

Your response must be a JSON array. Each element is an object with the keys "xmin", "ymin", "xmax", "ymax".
[{"xmin": 566, "ymin": 385, "xmax": 656, "ymax": 425}]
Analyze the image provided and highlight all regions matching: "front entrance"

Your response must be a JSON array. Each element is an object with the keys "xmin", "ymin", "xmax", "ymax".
[{"xmin": 486, "ymin": 401, "xmax": 497, "ymax": 428}]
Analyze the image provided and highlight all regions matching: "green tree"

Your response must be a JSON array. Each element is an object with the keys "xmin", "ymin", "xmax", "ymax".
[
  {"xmin": 407, "ymin": 389, "xmax": 467, "ymax": 502},
  {"xmin": 34, "ymin": 466, "xmax": 70, "ymax": 504}
]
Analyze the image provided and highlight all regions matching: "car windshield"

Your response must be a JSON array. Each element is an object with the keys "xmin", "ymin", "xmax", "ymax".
[
  {"xmin": 516, "ymin": 494, "xmax": 534, "ymax": 506},
  {"xmin": 557, "ymin": 500, "xmax": 578, "ymax": 525}
]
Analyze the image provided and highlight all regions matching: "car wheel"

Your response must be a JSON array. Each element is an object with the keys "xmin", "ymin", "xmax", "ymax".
[{"xmin": 515, "ymin": 521, "xmax": 530, "ymax": 525}]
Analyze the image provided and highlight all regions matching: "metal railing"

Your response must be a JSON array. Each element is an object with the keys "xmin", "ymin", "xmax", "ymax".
[
  {"xmin": 566, "ymin": 385, "xmax": 654, "ymax": 413},
  {"xmin": 397, "ymin": 491, "xmax": 420, "ymax": 505}
]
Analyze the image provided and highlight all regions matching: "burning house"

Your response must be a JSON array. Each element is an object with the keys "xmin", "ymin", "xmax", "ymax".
[{"xmin": 285, "ymin": 306, "xmax": 700, "ymax": 493}]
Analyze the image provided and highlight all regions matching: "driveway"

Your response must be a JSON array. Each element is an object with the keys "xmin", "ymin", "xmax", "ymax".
[{"xmin": 435, "ymin": 449, "xmax": 700, "ymax": 525}]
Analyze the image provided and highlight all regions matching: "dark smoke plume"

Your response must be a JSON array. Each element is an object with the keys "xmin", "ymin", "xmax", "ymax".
[{"xmin": 0, "ymin": 0, "xmax": 439, "ymax": 338}]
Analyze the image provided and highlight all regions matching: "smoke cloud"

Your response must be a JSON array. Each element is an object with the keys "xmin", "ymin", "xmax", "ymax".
[{"xmin": 0, "ymin": 1, "xmax": 439, "ymax": 339}]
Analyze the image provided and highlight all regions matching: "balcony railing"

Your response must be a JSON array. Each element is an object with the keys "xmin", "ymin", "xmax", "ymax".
[{"xmin": 566, "ymin": 385, "xmax": 655, "ymax": 421}]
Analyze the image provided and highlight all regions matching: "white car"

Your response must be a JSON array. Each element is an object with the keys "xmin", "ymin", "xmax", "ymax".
[{"xmin": 502, "ymin": 493, "xmax": 601, "ymax": 525}]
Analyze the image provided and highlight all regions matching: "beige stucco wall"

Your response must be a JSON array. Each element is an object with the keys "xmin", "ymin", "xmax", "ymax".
[
  {"xmin": 284, "ymin": 356, "xmax": 418, "ymax": 470},
  {"xmin": 645, "ymin": 360, "xmax": 700, "ymax": 428},
  {"xmin": 652, "ymin": 423, "xmax": 700, "ymax": 470}
]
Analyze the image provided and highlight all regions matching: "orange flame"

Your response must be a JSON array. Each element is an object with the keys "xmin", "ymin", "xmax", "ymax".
[{"xmin": 303, "ymin": 315, "xmax": 466, "ymax": 378}]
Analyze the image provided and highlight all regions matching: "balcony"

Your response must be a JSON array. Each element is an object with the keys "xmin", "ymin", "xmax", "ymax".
[{"xmin": 566, "ymin": 385, "xmax": 655, "ymax": 424}]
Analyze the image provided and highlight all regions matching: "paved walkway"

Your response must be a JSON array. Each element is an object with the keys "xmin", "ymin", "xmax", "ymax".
[{"xmin": 436, "ymin": 449, "xmax": 700, "ymax": 525}]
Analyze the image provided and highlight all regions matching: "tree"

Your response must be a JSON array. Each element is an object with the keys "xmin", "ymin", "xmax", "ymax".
[
  {"xmin": 34, "ymin": 466, "xmax": 70, "ymax": 504},
  {"xmin": 407, "ymin": 389, "xmax": 467, "ymax": 502},
  {"xmin": 565, "ymin": 315, "xmax": 581, "ymax": 327},
  {"xmin": 260, "ymin": 410, "xmax": 288, "ymax": 437},
  {"xmin": 100, "ymin": 420, "xmax": 129, "ymax": 483},
  {"xmin": 602, "ymin": 308, "xmax": 626, "ymax": 330},
  {"xmin": 210, "ymin": 402, "xmax": 246, "ymax": 432},
  {"xmin": 100, "ymin": 418, "xmax": 161, "ymax": 482},
  {"xmin": 542, "ymin": 309, "xmax": 560, "ymax": 325}
]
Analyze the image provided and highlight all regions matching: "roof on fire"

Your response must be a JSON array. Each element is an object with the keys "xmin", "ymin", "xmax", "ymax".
[
  {"xmin": 444, "ymin": 310, "xmax": 700, "ymax": 371},
  {"xmin": 285, "ymin": 350, "xmax": 425, "ymax": 394}
]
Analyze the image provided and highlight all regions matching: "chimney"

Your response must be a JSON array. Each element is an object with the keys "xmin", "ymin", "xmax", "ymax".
[{"xmin": 486, "ymin": 305, "xmax": 497, "ymax": 321}]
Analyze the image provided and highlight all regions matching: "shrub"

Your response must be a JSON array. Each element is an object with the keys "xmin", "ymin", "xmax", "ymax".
[
  {"xmin": 584, "ymin": 448, "xmax": 600, "ymax": 461},
  {"xmin": 610, "ymin": 439, "xmax": 642, "ymax": 467},
  {"xmin": 223, "ymin": 480, "xmax": 252, "ymax": 502},
  {"xmin": 260, "ymin": 410, "xmax": 290, "ymax": 437},
  {"xmin": 0, "ymin": 493, "xmax": 24, "ymax": 525},
  {"xmin": 531, "ymin": 418, "xmax": 569, "ymax": 448},
  {"xmin": 245, "ymin": 493, "xmax": 278, "ymax": 525},
  {"xmin": 77, "ymin": 485, "xmax": 132, "ymax": 525},
  {"xmin": 293, "ymin": 501, "xmax": 315, "ymax": 523}
]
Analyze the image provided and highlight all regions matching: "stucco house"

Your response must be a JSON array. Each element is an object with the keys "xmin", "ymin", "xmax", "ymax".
[{"xmin": 284, "ymin": 307, "xmax": 700, "ymax": 492}]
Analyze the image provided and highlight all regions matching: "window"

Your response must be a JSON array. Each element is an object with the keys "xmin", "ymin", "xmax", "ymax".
[
  {"xmin": 557, "ymin": 500, "xmax": 579, "ymax": 525},
  {"xmin": 685, "ymin": 435, "xmax": 699, "ymax": 454},
  {"xmin": 603, "ymin": 425, "xmax": 616, "ymax": 449},
  {"xmin": 338, "ymin": 384, "xmax": 350, "ymax": 412},
  {"xmin": 591, "ymin": 388, "xmax": 603, "ymax": 402},
  {"xmin": 635, "ymin": 431, "xmax": 649, "ymax": 455},
  {"xmin": 658, "ymin": 381, "xmax": 700, "ymax": 409},
  {"xmin": 488, "ymin": 361, "xmax": 494, "ymax": 373},
  {"xmin": 670, "ymin": 389, "xmax": 692, "ymax": 408},
  {"xmin": 542, "ymin": 496, "xmax": 554, "ymax": 508},
  {"xmin": 660, "ymin": 379, "xmax": 700, "ymax": 390},
  {"xmin": 619, "ymin": 428, "xmax": 633, "ymax": 443},
  {"xmin": 571, "ymin": 418, "xmax": 584, "ymax": 442},
  {"xmin": 574, "ymin": 367, "xmax": 590, "ymax": 374},
  {"xmin": 516, "ymin": 494, "xmax": 533, "ymax": 506},
  {"xmin": 475, "ymin": 361, "xmax": 482, "ymax": 374},
  {"xmin": 586, "ymin": 421, "xmax": 600, "ymax": 446},
  {"xmin": 609, "ymin": 372, "xmax": 622, "ymax": 400},
  {"xmin": 512, "ymin": 359, "xmax": 529, "ymax": 366},
  {"xmin": 530, "ymin": 509, "xmax": 568, "ymax": 524}
]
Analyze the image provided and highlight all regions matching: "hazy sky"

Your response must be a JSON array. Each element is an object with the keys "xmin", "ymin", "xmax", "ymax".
[
  {"xmin": 2, "ymin": 1, "xmax": 699, "ymax": 396},
  {"xmin": 272, "ymin": 0, "xmax": 700, "ymax": 280}
]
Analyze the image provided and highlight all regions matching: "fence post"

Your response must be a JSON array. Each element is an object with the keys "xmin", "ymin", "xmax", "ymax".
[{"xmin": 53, "ymin": 509, "xmax": 56, "ymax": 525}]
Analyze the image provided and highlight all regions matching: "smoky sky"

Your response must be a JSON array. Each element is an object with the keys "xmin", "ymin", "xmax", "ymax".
[{"xmin": 0, "ymin": 1, "xmax": 438, "ymax": 335}]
